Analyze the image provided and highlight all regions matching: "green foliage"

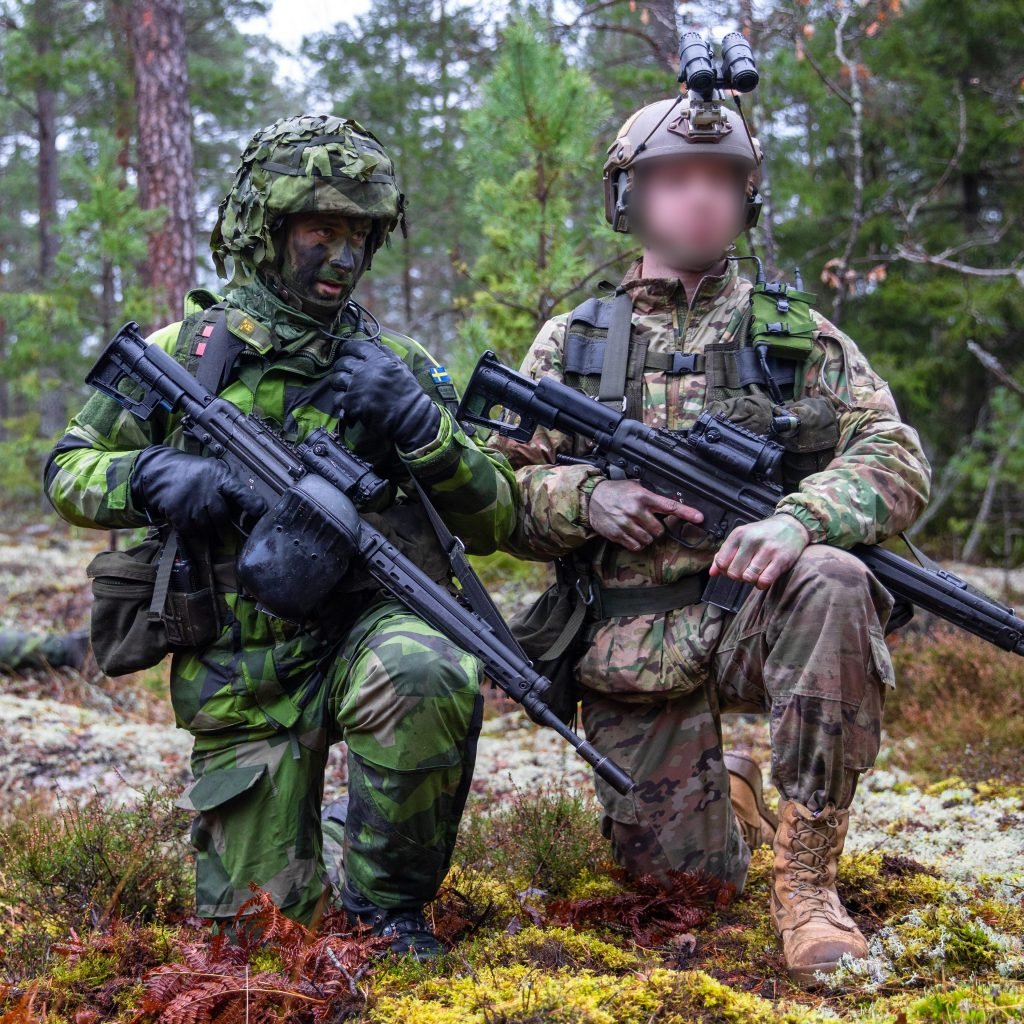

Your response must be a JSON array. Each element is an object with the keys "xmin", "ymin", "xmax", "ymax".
[
  {"xmin": 756, "ymin": 0, "xmax": 1024, "ymax": 543},
  {"xmin": 0, "ymin": 789, "xmax": 193, "ymax": 978},
  {"xmin": 454, "ymin": 783, "xmax": 608, "ymax": 895},
  {"xmin": 456, "ymin": 16, "xmax": 624, "ymax": 364},
  {"xmin": 306, "ymin": 0, "xmax": 493, "ymax": 356}
]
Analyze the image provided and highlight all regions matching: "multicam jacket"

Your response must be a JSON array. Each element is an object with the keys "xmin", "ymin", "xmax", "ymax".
[{"xmin": 494, "ymin": 259, "xmax": 932, "ymax": 700}]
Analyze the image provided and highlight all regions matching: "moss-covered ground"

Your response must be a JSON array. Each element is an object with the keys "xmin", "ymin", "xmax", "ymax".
[{"xmin": 0, "ymin": 530, "xmax": 1021, "ymax": 1022}]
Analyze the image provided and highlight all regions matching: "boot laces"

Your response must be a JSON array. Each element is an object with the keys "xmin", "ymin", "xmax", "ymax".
[{"xmin": 787, "ymin": 812, "xmax": 839, "ymax": 913}]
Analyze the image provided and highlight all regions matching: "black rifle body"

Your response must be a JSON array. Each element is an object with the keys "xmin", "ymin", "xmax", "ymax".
[
  {"xmin": 458, "ymin": 351, "xmax": 1024, "ymax": 658},
  {"xmin": 86, "ymin": 324, "xmax": 636, "ymax": 794}
]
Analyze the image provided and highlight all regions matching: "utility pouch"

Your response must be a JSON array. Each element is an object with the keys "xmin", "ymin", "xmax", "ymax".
[
  {"xmin": 86, "ymin": 529, "xmax": 222, "ymax": 676},
  {"xmin": 509, "ymin": 563, "xmax": 588, "ymax": 726},
  {"xmin": 706, "ymin": 392, "xmax": 840, "ymax": 492},
  {"xmin": 160, "ymin": 536, "xmax": 223, "ymax": 650}
]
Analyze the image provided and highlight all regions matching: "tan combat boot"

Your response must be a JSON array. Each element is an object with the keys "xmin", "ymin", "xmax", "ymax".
[
  {"xmin": 725, "ymin": 751, "xmax": 778, "ymax": 850},
  {"xmin": 770, "ymin": 799, "xmax": 868, "ymax": 987}
]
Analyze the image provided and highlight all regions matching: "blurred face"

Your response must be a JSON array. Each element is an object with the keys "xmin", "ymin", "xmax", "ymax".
[
  {"xmin": 632, "ymin": 155, "xmax": 747, "ymax": 273},
  {"xmin": 280, "ymin": 212, "xmax": 373, "ymax": 320}
]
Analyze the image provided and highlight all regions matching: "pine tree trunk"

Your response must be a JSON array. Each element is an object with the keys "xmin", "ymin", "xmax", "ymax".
[
  {"xmin": 34, "ymin": 0, "xmax": 66, "ymax": 438},
  {"xmin": 645, "ymin": 0, "xmax": 680, "ymax": 72},
  {"xmin": 130, "ymin": 0, "xmax": 194, "ymax": 329}
]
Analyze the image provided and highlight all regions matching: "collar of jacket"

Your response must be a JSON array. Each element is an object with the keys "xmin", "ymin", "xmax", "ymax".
[
  {"xmin": 224, "ymin": 276, "xmax": 359, "ymax": 361},
  {"xmin": 617, "ymin": 257, "xmax": 743, "ymax": 315}
]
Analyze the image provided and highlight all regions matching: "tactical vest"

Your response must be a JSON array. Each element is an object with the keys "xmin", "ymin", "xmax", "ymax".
[
  {"xmin": 168, "ymin": 291, "xmax": 457, "ymax": 593},
  {"xmin": 562, "ymin": 279, "xmax": 840, "ymax": 491}
]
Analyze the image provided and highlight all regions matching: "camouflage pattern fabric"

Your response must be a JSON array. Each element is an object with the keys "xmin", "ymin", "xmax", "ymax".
[
  {"xmin": 176, "ymin": 600, "xmax": 481, "ymax": 924},
  {"xmin": 45, "ymin": 276, "xmax": 515, "ymax": 923},
  {"xmin": 210, "ymin": 114, "xmax": 404, "ymax": 284},
  {"xmin": 583, "ymin": 545, "xmax": 894, "ymax": 894},
  {"xmin": 0, "ymin": 628, "xmax": 89, "ymax": 672},
  {"xmin": 494, "ymin": 257, "xmax": 930, "ymax": 889}
]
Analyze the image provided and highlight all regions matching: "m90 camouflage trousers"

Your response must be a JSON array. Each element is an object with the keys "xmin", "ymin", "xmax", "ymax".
[
  {"xmin": 173, "ymin": 599, "xmax": 482, "ymax": 926},
  {"xmin": 580, "ymin": 546, "xmax": 895, "ymax": 896}
]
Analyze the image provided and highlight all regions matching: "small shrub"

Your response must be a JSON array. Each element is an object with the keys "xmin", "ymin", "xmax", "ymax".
[
  {"xmin": 886, "ymin": 628, "xmax": 1024, "ymax": 782},
  {"xmin": 454, "ymin": 784, "xmax": 607, "ymax": 896},
  {"xmin": 0, "ymin": 789, "xmax": 193, "ymax": 979}
]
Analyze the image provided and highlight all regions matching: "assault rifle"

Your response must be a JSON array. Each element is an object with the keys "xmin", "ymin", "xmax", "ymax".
[
  {"xmin": 85, "ymin": 323, "xmax": 636, "ymax": 795},
  {"xmin": 458, "ymin": 351, "xmax": 1024, "ymax": 657}
]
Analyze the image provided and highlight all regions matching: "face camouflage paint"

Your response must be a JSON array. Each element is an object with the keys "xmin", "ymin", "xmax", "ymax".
[{"xmin": 278, "ymin": 213, "xmax": 372, "ymax": 322}]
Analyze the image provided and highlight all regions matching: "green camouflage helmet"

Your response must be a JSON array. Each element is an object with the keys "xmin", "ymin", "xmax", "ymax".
[{"xmin": 211, "ymin": 114, "xmax": 406, "ymax": 284}]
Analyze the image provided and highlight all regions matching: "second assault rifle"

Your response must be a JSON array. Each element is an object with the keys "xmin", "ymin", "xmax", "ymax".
[
  {"xmin": 85, "ymin": 323, "xmax": 636, "ymax": 795},
  {"xmin": 458, "ymin": 351, "xmax": 1024, "ymax": 658}
]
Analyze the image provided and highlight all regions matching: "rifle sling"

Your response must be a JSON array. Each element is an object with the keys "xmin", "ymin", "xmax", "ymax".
[{"xmin": 407, "ymin": 473, "xmax": 527, "ymax": 659}]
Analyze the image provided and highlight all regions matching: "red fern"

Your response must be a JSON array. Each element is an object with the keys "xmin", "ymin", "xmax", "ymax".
[
  {"xmin": 0, "ymin": 985, "xmax": 43, "ymax": 1024},
  {"xmin": 547, "ymin": 869, "xmax": 736, "ymax": 947},
  {"xmin": 133, "ymin": 884, "xmax": 389, "ymax": 1023}
]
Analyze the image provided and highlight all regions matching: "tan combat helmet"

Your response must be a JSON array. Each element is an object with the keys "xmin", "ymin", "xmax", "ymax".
[{"xmin": 603, "ymin": 95, "xmax": 763, "ymax": 234}]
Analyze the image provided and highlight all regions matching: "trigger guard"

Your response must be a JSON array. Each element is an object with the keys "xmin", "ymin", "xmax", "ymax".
[{"xmin": 666, "ymin": 518, "xmax": 709, "ymax": 548}]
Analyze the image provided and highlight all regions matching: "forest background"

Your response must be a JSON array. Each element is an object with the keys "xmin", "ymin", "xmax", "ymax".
[{"xmin": 1, "ymin": 0, "xmax": 1022, "ymax": 564}]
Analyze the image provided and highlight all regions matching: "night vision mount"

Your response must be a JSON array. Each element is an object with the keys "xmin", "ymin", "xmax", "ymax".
[{"xmin": 672, "ymin": 30, "xmax": 760, "ymax": 143}]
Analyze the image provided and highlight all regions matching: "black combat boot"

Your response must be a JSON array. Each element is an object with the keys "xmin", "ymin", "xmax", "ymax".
[{"xmin": 340, "ymin": 881, "xmax": 443, "ymax": 960}]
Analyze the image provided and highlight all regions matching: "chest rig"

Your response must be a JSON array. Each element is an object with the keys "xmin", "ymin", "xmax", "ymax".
[
  {"xmin": 168, "ymin": 291, "xmax": 462, "ymax": 600},
  {"xmin": 562, "ymin": 277, "xmax": 840, "ymax": 492}
]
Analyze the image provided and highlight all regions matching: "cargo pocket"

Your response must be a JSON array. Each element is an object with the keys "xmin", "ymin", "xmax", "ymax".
[
  {"xmin": 842, "ymin": 627, "xmax": 891, "ymax": 773},
  {"xmin": 175, "ymin": 762, "xmax": 267, "ymax": 812},
  {"xmin": 868, "ymin": 626, "xmax": 896, "ymax": 690}
]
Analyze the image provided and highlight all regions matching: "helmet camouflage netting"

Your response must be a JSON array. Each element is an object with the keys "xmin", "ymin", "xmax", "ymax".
[{"xmin": 211, "ymin": 114, "xmax": 406, "ymax": 284}]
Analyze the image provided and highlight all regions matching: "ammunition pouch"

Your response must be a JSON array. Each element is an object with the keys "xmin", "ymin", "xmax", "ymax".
[{"xmin": 706, "ymin": 392, "xmax": 839, "ymax": 492}]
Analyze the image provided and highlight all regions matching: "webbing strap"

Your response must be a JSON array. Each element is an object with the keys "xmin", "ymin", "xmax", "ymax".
[
  {"xmin": 538, "ymin": 598, "xmax": 588, "ymax": 662},
  {"xmin": 587, "ymin": 574, "xmax": 708, "ymax": 621},
  {"xmin": 148, "ymin": 528, "xmax": 178, "ymax": 623},
  {"xmin": 597, "ymin": 290, "xmax": 634, "ymax": 409},
  {"xmin": 407, "ymin": 474, "xmax": 527, "ymax": 659},
  {"xmin": 191, "ymin": 306, "xmax": 246, "ymax": 396}
]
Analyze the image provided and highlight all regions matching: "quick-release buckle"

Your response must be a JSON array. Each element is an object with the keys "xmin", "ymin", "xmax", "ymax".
[{"xmin": 668, "ymin": 352, "xmax": 700, "ymax": 374}]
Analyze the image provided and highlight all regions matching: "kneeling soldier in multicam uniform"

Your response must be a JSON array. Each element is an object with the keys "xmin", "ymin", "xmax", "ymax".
[
  {"xmin": 492, "ymin": 97, "xmax": 931, "ymax": 986},
  {"xmin": 45, "ymin": 115, "xmax": 516, "ymax": 958}
]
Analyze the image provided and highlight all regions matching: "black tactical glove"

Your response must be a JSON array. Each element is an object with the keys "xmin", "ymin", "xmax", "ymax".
[
  {"xmin": 331, "ymin": 340, "xmax": 442, "ymax": 452},
  {"xmin": 130, "ymin": 446, "xmax": 267, "ymax": 535}
]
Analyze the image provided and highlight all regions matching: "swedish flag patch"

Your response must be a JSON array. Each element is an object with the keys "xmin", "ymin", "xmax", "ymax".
[{"xmin": 429, "ymin": 365, "xmax": 452, "ymax": 385}]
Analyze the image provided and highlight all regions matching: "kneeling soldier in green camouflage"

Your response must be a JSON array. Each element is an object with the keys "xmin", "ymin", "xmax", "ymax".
[
  {"xmin": 45, "ymin": 116, "xmax": 516, "ymax": 957},
  {"xmin": 493, "ymin": 97, "xmax": 931, "ymax": 986}
]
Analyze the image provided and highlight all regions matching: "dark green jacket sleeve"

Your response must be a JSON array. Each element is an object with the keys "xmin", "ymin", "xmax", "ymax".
[{"xmin": 383, "ymin": 330, "xmax": 517, "ymax": 555}]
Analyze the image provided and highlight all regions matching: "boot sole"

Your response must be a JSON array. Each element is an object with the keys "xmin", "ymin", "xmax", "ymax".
[
  {"xmin": 724, "ymin": 751, "xmax": 779, "ymax": 830},
  {"xmin": 787, "ymin": 961, "xmax": 846, "ymax": 989}
]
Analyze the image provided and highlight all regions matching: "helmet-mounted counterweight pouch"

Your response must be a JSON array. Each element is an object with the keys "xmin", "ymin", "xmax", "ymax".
[{"xmin": 603, "ymin": 30, "xmax": 764, "ymax": 235}]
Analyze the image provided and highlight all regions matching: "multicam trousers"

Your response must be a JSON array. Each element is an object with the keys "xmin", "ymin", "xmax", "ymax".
[
  {"xmin": 580, "ymin": 545, "xmax": 896, "ymax": 896},
  {"xmin": 173, "ymin": 599, "xmax": 482, "ymax": 926}
]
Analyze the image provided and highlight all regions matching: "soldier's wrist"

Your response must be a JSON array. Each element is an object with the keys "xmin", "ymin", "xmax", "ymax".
[
  {"xmin": 774, "ymin": 505, "xmax": 824, "ymax": 544},
  {"xmin": 578, "ymin": 475, "xmax": 605, "ymax": 529}
]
